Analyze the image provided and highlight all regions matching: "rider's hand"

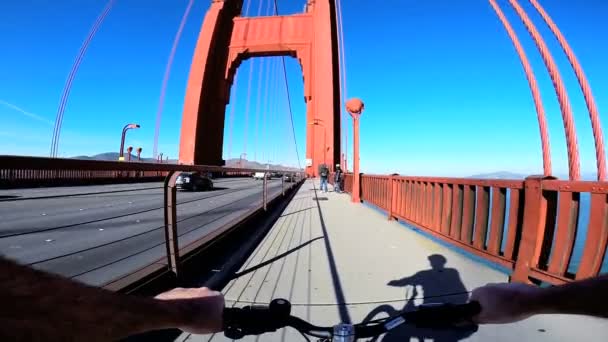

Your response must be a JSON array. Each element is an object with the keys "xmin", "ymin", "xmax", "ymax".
[
  {"xmin": 470, "ymin": 282, "xmax": 543, "ymax": 324},
  {"xmin": 155, "ymin": 287, "xmax": 225, "ymax": 334}
]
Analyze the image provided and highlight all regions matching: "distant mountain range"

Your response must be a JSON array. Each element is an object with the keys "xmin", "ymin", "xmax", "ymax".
[
  {"xmin": 70, "ymin": 153, "xmax": 301, "ymax": 171},
  {"xmin": 468, "ymin": 171, "xmax": 526, "ymax": 179},
  {"xmin": 71, "ymin": 152, "xmax": 167, "ymax": 163}
]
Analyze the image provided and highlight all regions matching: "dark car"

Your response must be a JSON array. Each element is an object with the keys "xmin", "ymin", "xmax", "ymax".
[
  {"xmin": 284, "ymin": 173, "xmax": 296, "ymax": 182},
  {"xmin": 175, "ymin": 172, "xmax": 214, "ymax": 191}
]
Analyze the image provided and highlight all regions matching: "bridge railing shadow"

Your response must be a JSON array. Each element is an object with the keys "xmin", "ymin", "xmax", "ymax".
[{"xmin": 361, "ymin": 254, "xmax": 477, "ymax": 342}]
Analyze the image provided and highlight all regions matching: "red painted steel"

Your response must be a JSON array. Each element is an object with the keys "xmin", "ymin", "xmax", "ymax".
[
  {"xmin": 180, "ymin": 0, "xmax": 342, "ymax": 174},
  {"xmin": 343, "ymin": 173, "xmax": 608, "ymax": 285},
  {"xmin": 473, "ymin": 186, "xmax": 490, "ymax": 250},
  {"xmin": 489, "ymin": 0, "xmax": 551, "ymax": 176},
  {"xmin": 528, "ymin": 0, "xmax": 606, "ymax": 181},
  {"xmin": 509, "ymin": 0, "xmax": 581, "ymax": 180},
  {"xmin": 548, "ymin": 191, "xmax": 579, "ymax": 275},
  {"xmin": 488, "ymin": 187, "xmax": 506, "ymax": 255},
  {"xmin": 576, "ymin": 193, "xmax": 608, "ymax": 279},
  {"xmin": 450, "ymin": 185, "xmax": 463, "ymax": 240}
]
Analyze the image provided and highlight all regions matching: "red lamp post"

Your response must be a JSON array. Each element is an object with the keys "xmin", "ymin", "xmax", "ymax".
[
  {"xmin": 126, "ymin": 146, "xmax": 133, "ymax": 161},
  {"xmin": 346, "ymin": 98, "xmax": 364, "ymax": 203}
]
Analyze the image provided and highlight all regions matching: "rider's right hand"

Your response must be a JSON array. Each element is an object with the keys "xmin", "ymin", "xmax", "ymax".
[
  {"xmin": 470, "ymin": 282, "xmax": 542, "ymax": 324},
  {"xmin": 155, "ymin": 287, "xmax": 225, "ymax": 334}
]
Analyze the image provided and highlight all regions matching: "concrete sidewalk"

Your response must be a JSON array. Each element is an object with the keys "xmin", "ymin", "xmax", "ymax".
[{"xmin": 179, "ymin": 180, "xmax": 607, "ymax": 341}]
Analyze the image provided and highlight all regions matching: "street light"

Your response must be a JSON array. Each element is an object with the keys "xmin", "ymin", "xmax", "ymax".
[
  {"xmin": 346, "ymin": 98, "xmax": 364, "ymax": 203},
  {"xmin": 119, "ymin": 123, "xmax": 140, "ymax": 161},
  {"xmin": 239, "ymin": 153, "xmax": 247, "ymax": 168},
  {"xmin": 126, "ymin": 146, "xmax": 133, "ymax": 162},
  {"xmin": 309, "ymin": 119, "xmax": 328, "ymax": 175}
]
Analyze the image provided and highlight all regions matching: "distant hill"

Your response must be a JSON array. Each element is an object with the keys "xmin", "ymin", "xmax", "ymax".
[
  {"xmin": 468, "ymin": 171, "xmax": 526, "ymax": 179},
  {"xmin": 71, "ymin": 152, "xmax": 173, "ymax": 163},
  {"xmin": 70, "ymin": 153, "xmax": 301, "ymax": 171},
  {"xmin": 224, "ymin": 158, "xmax": 302, "ymax": 171}
]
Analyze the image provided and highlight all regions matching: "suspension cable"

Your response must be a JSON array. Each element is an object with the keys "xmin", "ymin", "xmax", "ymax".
[
  {"xmin": 50, "ymin": 0, "xmax": 115, "ymax": 158},
  {"xmin": 335, "ymin": 0, "xmax": 348, "ymax": 171},
  {"xmin": 509, "ymin": 0, "xmax": 580, "ymax": 180},
  {"xmin": 153, "ymin": 0, "xmax": 194, "ymax": 159},
  {"xmin": 527, "ymin": 0, "xmax": 605, "ymax": 181},
  {"xmin": 227, "ymin": 73, "xmax": 239, "ymax": 160},
  {"xmin": 489, "ymin": 0, "xmax": 552, "ymax": 176},
  {"xmin": 273, "ymin": 0, "xmax": 302, "ymax": 169}
]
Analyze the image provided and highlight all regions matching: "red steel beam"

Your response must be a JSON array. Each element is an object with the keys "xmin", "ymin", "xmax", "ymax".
[{"xmin": 528, "ymin": 0, "xmax": 606, "ymax": 181}]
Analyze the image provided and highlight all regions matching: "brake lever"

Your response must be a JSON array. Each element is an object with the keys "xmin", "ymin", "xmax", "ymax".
[{"xmin": 223, "ymin": 299, "xmax": 292, "ymax": 339}]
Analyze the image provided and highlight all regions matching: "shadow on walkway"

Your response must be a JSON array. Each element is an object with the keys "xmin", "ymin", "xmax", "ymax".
[{"xmin": 362, "ymin": 254, "xmax": 477, "ymax": 341}]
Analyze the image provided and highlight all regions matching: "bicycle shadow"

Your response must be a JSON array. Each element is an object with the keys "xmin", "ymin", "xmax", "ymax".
[{"xmin": 361, "ymin": 254, "xmax": 477, "ymax": 342}]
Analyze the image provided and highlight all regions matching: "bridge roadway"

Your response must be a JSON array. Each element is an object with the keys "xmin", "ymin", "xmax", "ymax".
[
  {"xmin": 182, "ymin": 180, "xmax": 608, "ymax": 342},
  {"xmin": 0, "ymin": 177, "xmax": 285, "ymax": 287}
]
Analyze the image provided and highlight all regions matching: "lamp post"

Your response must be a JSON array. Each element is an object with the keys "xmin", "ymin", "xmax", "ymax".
[
  {"xmin": 239, "ymin": 153, "xmax": 247, "ymax": 168},
  {"xmin": 126, "ymin": 146, "xmax": 133, "ymax": 162},
  {"xmin": 346, "ymin": 98, "xmax": 364, "ymax": 203},
  {"xmin": 119, "ymin": 123, "xmax": 140, "ymax": 161},
  {"xmin": 309, "ymin": 119, "xmax": 328, "ymax": 174},
  {"xmin": 159, "ymin": 152, "xmax": 164, "ymax": 164},
  {"xmin": 136, "ymin": 147, "xmax": 142, "ymax": 161}
]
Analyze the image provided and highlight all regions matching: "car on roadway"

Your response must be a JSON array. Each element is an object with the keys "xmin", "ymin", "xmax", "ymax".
[
  {"xmin": 284, "ymin": 173, "xmax": 296, "ymax": 182},
  {"xmin": 175, "ymin": 172, "xmax": 214, "ymax": 191},
  {"xmin": 253, "ymin": 172, "xmax": 267, "ymax": 180}
]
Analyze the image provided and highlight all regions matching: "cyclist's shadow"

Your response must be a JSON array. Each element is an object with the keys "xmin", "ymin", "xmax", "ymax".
[{"xmin": 361, "ymin": 254, "xmax": 477, "ymax": 342}]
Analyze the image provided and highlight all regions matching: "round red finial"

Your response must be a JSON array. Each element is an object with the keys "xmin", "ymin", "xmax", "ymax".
[
  {"xmin": 127, "ymin": 146, "xmax": 133, "ymax": 153},
  {"xmin": 346, "ymin": 98, "xmax": 364, "ymax": 116}
]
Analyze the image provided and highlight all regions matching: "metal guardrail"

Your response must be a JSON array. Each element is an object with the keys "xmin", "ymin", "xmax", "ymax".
[
  {"xmin": 0, "ymin": 155, "xmax": 304, "ymax": 291},
  {"xmin": 0, "ymin": 156, "xmax": 295, "ymax": 188},
  {"xmin": 342, "ymin": 172, "xmax": 608, "ymax": 285}
]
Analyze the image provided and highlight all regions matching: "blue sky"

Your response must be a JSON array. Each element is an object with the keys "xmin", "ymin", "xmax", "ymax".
[{"xmin": 0, "ymin": 0, "xmax": 607, "ymax": 177}]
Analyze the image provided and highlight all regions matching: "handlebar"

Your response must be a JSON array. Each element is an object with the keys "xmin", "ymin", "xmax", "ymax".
[{"xmin": 223, "ymin": 299, "xmax": 481, "ymax": 340}]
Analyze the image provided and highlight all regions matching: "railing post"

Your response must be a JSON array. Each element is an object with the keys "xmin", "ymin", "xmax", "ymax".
[
  {"xmin": 163, "ymin": 171, "xmax": 181, "ymax": 277},
  {"xmin": 511, "ymin": 175, "xmax": 554, "ymax": 283},
  {"xmin": 263, "ymin": 173, "xmax": 268, "ymax": 211},
  {"xmin": 281, "ymin": 174, "xmax": 285, "ymax": 196},
  {"xmin": 388, "ymin": 174, "xmax": 398, "ymax": 220}
]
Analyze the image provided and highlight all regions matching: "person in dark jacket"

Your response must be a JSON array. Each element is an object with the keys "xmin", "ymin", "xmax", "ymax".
[
  {"xmin": 334, "ymin": 164, "xmax": 343, "ymax": 193},
  {"xmin": 318, "ymin": 163, "xmax": 329, "ymax": 193}
]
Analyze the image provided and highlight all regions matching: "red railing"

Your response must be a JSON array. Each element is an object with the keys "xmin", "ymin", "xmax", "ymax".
[
  {"xmin": 349, "ymin": 173, "xmax": 608, "ymax": 285},
  {"xmin": 0, "ymin": 156, "xmax": 265, "ymax": 188}
]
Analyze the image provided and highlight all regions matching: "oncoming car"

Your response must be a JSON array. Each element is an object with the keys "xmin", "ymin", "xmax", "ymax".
[{"xmin": 175, "ymin": 172, "xmax": 214, "ymax": 191}]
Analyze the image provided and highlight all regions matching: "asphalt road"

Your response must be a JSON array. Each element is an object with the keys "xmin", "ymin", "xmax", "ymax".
[{"xmin": 0, "ymin": 178, "xmax": 289, "ymax": 286}]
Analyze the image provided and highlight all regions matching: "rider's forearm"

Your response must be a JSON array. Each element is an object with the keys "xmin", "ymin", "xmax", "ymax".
[
  {"xmin": 527, "ymin": 274, "xmax": 608, "ymax": 318},
  {"xmin": 0, "ymin": 257, "xmax": 193, "ymax": 341}
]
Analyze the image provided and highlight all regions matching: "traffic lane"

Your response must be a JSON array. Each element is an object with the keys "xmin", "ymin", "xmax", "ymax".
[
  {"xmin": 32, "ymin": 182, "xmax": 287, "ymax": 286},
  {"xmin": 0, "ymin": 178, "xmax": 257, "ymax": 236},
  {"xmin": 0, "ymin": 180, "xmax": 282, "ymax": 264},
  {"xmin": 0, "ymin": 177, "xmax": 251, "ymax": 200}
]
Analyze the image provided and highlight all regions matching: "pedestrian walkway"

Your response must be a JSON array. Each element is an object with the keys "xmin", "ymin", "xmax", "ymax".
[{"xmin": 178, "ymin": 180, "xmax": 607, "ymax": 341}]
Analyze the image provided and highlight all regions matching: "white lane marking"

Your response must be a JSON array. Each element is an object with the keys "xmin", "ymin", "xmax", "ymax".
[
  {"xmin": 136, "ymin": 219, "xmax": 141, "ymax": 223},
  {"xmin": 9, "ymin": 245, "xmax": 21, "ymax": 249},
  {"xmin": 79, "ymin": 208, "xmax": 84, "ymax": 211},
  {"xmin": 45, "ymin": 239, "xmax": 54, "ymax": 242},
  {"xmin": 128, "ymin": 201, "xmax": 133, "ymax": 204},
  {"xmin": 41, "ymin": 213, "xmax": 47, "ymax": 216},
  {"xmin": 99, "ymin": 228, "xmax": 104, "ymax": 231}
]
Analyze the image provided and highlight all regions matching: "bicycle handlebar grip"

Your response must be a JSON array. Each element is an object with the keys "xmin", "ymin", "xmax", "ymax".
[{"xmin": 223, "ymin": 299, "xmax": 292, "ymax": 339}]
